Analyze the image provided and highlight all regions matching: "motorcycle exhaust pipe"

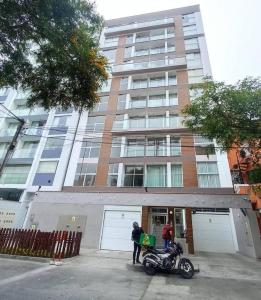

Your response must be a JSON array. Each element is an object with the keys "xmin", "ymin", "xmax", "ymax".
[{"xmin": 144, "ymin": 258, "xmax": 158, "ymax": 267}]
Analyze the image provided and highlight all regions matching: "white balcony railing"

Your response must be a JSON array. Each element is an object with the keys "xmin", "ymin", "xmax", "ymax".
[
  {"xmin": 112, "ymin": 57, "xmax": 186, "ymax": 75},
  {"xmin": 112, "ymin": 117, "xmax": 185, "ymax": 132},
  {"xmin": 0, "ymin": 129, "xmax": 17, "ymax": 137},
  {"xmin": 105, "ymin": 18, "xmax": 174, "ymax": 34}
]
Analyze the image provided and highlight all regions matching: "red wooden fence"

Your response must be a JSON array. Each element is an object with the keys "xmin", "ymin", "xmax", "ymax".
[{"xmin": 0, "ymin": 229, "xmax": 82, "ymax": 258}]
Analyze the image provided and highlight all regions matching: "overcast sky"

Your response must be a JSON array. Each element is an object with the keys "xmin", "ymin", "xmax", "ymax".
[{"xmin": 95, "ymin": 0, "xmax": 261, "ymax": 84}]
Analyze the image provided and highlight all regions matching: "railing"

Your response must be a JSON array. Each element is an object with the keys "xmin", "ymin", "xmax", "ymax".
[
  {"xmin": 105, "ymin": 18, "xmax": 174, "ymax": 34},
  {"xmin": 0, "ymin": 229, "xmax": 82, "ymax": 259},
  {"xmin": 112, "ymin": 57, "xmax": 186, "ymax": 75},
  {"xmin": 24, "ymin": 127, "xmax": 43, "ymax": 137},
  {"xmin": 112, "ymin": 117, "xmax": 185, "ymax": 131},
  {"xmin": 0, "ymin": 173, "xmax": 28, "ymax": 184},
  {"xmin": 0, "ymin": 129, "xmax": 17, "ymax": 137},
  {"xmin": 12, "ymin": 149, "xmax": 36, "ymax": 159}
]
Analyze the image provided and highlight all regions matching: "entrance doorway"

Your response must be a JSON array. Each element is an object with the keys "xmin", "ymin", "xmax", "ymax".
[{"xmin": 149, "ymin": 207, "xmax": 168, "ymax": 248}]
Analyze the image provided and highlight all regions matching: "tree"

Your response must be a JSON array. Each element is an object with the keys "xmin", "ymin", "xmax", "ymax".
[
  {"xmin": 182, "ymin": 77, "xmax": 261, "ymax": 151},
  {"xmin": 0, "ymin": 0, "xmax": 108, "ymax": 111}
]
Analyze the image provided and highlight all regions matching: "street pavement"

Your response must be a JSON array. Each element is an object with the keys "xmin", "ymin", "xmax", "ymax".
[{"xmin": 0, "ymin": 250, "xmax": 260, "ymax": 300}]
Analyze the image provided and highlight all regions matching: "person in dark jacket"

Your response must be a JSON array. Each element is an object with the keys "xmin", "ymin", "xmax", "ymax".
[{"xmin": 131, "ymin": 221, "xmax": 144, "ymax": 264}]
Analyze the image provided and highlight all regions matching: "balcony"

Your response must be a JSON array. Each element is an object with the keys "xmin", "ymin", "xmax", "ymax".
[
  {"xmin": 0, "ymin": 129, "xmax": 17, "ymax": 137},
  {"xmin": 112, "ymin": 117, "xmax": 185, "ymax": 133},
  {"xmin": 11, "ymin": 107, "xmax": 48, "ymax": 117},
  {"xmin": 12, "ymin": 149, "xmax": 36, "ymax": 159},
  {"xmin": 105, "ymin": 18, "xmax": 174, "ymax": 35},
  {"xmin": 112, "ymin": 57, "xmax": 186, "ymax": 75}
]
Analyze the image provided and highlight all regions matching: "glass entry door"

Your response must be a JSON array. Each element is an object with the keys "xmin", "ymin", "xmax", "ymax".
[{"xmin": 149, "ymin": 208, "xmax": 168, "ymax": 248}]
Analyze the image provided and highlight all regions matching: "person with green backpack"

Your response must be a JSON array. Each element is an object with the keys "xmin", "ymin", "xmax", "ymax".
[{"xmin": 131, "ymin": 222, "xmax": 144, "ymax": 264}]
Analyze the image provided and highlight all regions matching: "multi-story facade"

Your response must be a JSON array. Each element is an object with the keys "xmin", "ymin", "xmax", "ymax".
[{"xmin": 0, "ymin": 5, "xmax": 260, "ymax": 257}]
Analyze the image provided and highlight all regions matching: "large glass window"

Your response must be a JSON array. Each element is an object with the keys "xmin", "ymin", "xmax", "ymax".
[
  {"xmin": 149, "ymin": 76, "xmax": 165, "ymax": 88},
  {"xmin": 135, "ymin": 48, "xmax": 149, "ymax": 56},
  {"xmin": 188, "ymin": 69, "xmax": 204, "ymax": 83},
  {"xmin": 74, "ymin": 163, "xmax": 97, "ymax": 186},
  {"xmin": 129, "ymin": 117, "xmax": 146, "ymax": 128},
  {"xmin": 185, "ymin": 38, "xmax": 199, "ymax": 50},
  {"xmin": 132, "ymin": 79, "xmax": 147, "ymax": 89},
  {"xmin": 86, "ymin": 116, "xmax": 104, "ymax": 133},
  {"xmin": 37, "ymin": 161, "xmax": 58, "ymax": 173},
  {"xmin": 147, "ymin": 165, "xmax": 167, "ymax": 187},
  {"xmin": 100, "ymin": 78, "xmax": 112, "ymax": 92},
  {"xmin": 148, "ymin": 115, "xmax": 165, "ymax": 128},
  {"xmin": 168, "ymin": 74, "xmax": 177, "ymax": 86},
  {"xmin": 148, "ymin": 94, "xmax": 165, "ymax": 107},
  {"xmin": 167, "ymin": 27, "xmax": 175, "ymax": 38},
  {"xmin": 102, "ymin": 49, "xmax": 116, "ymax": 63},
  {"xmin": 182, "ymin": 13, "xmax": 196, "ymax": 25},
  {"xmin": 124, "ymin": 47, "xmax": 132, "ymax": 59},
  {"xmin": 44, "ymin": 138, "xmax": 64, "ymax": 150},
  {"xmin": 130, "ymin": 96, "xmax": 146, "ymax": 108},
  {"xmin": 117, "ymin": 95, "xmax": 126, "ymax": 110},
  {"xmin": 126, "ymin": 139, "xmax": 145, "ymax": 157},
  {"xmin": 136, "ymin": 32, "xmax": 150, "ymax": 43},
  {"xmin": 183, "ymin": 24, "xmax": 197, "ymax": 36},
  {"xmin": 93, "ymin": 96, "xmax": 108, "ymax": 112},
  {"xmin": 104, "ymin": 36, "xmax": 118, "ymax": 47},
  {"xmin": 197, "ymin": 162, "xmax": 220, "ymax": 188},
  {"xmin": 171, "ymin": 164, "xmax": 183, "ymax": 187},
  {"xmin": 169, "ymin": 93, "xmax": 178, "ymax": 106},
  {"xmin": 107, "ymin": 163, "xmax": 119, "ymax": 186},
  {"xmin": 120, "ymin": 77, "xmax": 129, "ymax": 90},
  {"xmin": 170, "ymin": 137, "xmax": 181, "ymax": 156},
  {"xmin": 186, "ymin": 53, "xmax": 202, "ymax": 68},
  {"xmin": 52, "ymin": 116, "xmax": 68, "ymax": 127},
  {"xmin": 124, "ymin": 165, "xmax": 144, "ymax": 186},
  {"xmin": 194, "ymin": 136, "xmax": 215, "ymax": 155},
  {"xmin": 169, "ymin": 115, "xmax": 180, "ymax": 128},
  {"xmin": 146, "ymin": 138, "xmax": 166, "ymax": 156},
  {"xmin": 0, "ymin": 165, "xmax": 30, "ymax": 184},
  {"xmin": 80, "ymin": 138, "xmax": 101, "ymax": 158},
  {"xmin": 111, "ymin": 137, "xmax": 122, "ymax": 157}
]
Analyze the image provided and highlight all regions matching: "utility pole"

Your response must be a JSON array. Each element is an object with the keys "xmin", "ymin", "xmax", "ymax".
[{"xmin": 0, "ymin": 104, "xmax": 25, "ymax": 177}]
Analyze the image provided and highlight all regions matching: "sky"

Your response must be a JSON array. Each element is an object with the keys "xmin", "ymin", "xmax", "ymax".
[{"xmin": 95, "ymin": 0, "xmax": 261, "ymax": 84}]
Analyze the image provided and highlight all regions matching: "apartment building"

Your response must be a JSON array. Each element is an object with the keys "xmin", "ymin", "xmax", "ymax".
[{"xmin": 0, "ymin": 5, "xmax": 260, "ymax": 257}]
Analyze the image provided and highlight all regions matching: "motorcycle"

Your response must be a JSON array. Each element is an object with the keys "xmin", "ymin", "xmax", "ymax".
[{"xmin": 142, "ymin": 241, "xmax": 194, "ymax": 279}]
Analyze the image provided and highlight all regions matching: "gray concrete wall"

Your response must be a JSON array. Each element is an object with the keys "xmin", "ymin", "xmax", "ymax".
[
  {"xmin": 24, "ymin": 202, "xmax": 104, "ymax": 249},
  {"xmin": 0, "ymin": 200, "xmax": 27, "ymax": 228},
  {"xmin": 231, "ymin": 208, "xmax": 261, "ymax": 259}
]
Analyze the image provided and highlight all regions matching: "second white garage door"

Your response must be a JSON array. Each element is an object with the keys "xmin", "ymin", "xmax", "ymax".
[
  {"xmin": 100, "ymin": 207, "xmax": 141, "ymax": 251},
  {"xmin": 192, "ymin": 212, "xmax": 236, "ymax": 253}
]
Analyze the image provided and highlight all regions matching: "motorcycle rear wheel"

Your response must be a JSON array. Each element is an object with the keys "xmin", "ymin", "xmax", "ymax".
[
  {"xmin": 144, "ymin": 261, "xmax": 157, "ymax": 276},
  {"xmin": 178, "ymin": 258, "xmax": 194, "ymax": 279}
]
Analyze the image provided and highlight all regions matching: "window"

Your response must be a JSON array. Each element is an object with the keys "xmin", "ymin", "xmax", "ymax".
[
  {"xmin": 117, "ymin": 95, "xmax": 126, "ymax": 110},
  {"xmin": 80, "ymin": 138, "xmax": 101, "ymax": 158},
  {"xmin": 132, "ymin": 79, "xmax": 147, "ymax": 89},
  {"xmin": 44, "ymin": 138, "xmax": 64, "ymax": 151},
  {"xmin": 52, "ymin": 116, "xmax": 68, "ymax": 127},
  {"xmin": 124, "ymin": 165, "xmax": 144, "ymax": 186},
  {"xmin": 167, "ymin": 27, "xmax": 175, "ymax": 38},
  {"xmin": 147, "ymin": 165, "xmax": 167, "ymax": 187},
  {"xmin": 103, "ymin": 49, "xmax": 116, "ymax": 63},
  {"xmin": 0, "ymin": 143, "xmax": 8, "ymax": 157},
  {"xmin": 129, "ymin": 117, "xmax": 146, "ymax": 128},
  {"xmin": 189, "ymin": 88, "xmax": 203, "ymax": 101},
  {"xmin": 185, "ymin": 38, "xmax": 199, "ymax": 50},
  {"xmin": 169, "ymin": 93, "xmax": 178, "ymax": 106},
  {"xmin": 93, "ymin": 96, "xmax": 108, "ymax": 112},
  {"xmin": 100, "ymin": 78, "xmax": 112, "ymax": 92},
  {"xmin": 194, "ymin": 136, "xmax": 215, "ymax": 155},
  {"xmin": 130, "ymin": 96, "xmax": 146, "ymax": 108},
  {"xmin": 86, "ymin": 116, "xmax": 104, "ymax": 133},
  {"xmin": 182, "ymin": 13, "xmax": 196, "ymax": 25},
  {"xmin": 149, "ymin": 76, "xmax": 165, "ymax": 88},
  {"xmin": 150, "ymin": 29, "xmax": 165, "ymax": 40},
  {"xmin": 120, "ymin": 77, "xmax": 129, "ymax": 90},
  {"xmin": 168, "ymin": 74, "xmax": 177, "ymax": 86},
  {"xmin": 169, "ymin": 115, "xmax": 180, "ymax": 128},
  {"xmin": 136, "ymin": 32, "xmax": 149, "ymax": 42},
  {"xmin": 167, "ymin": 42, "xmax": 175, "ymax": 52},
  {"xmin": 171, "ymin": 164, "xmax": 183, "ymax": 187},
  {"xmin": 111, "ymin": 137, "xmax": 122, "ymax": 157},
  {"xmin": 170, "ymin": 137, "xmax": 181, "ymax": 156},
  {"xmin": 37, "ymin": 161, "xmax": 58, "ymax": 173},
  {"xmin": 188, "ymin": 69, "xmax": 204, "ymax": 84},
  {"xmin": 147, "ymin": 138, "xmax": 166, "ymax": 156},
  {"xmin": 135, "ymin": 48, "xmax": 149, "ymax": 56},
  {"xmin": 148, "ymin": 94, "xmax": 165, "ymax": 107},
  {"xmin": 126, "ymin": 34, "xmax": 134, "ymax": 45},
  {"xmin": 197, "ymin": 162, "xmax": 220, "ymax": 188},
  {"xmin": 183, "ymin": 25, "xmax": 197, "ymax": 36},
  {"xmin": 126, "ymin": 139, "xmax": 145, "ymax": 157},
  {"xmin": 0, "ymin": 165, "xmax": 30, "ymax": 184},
  {"xmin": 150, "ymin": 46, "xmax": 165, "ymax": 55},
  {"xmin": 74, "ymin": 163, "xmax": 97, "ymax": 186},
  {"xmin": 148, "ymin": 115, "xmax": 165, "ymax": 128},
  {"xmin": 107, "ymin": 163, "xmax": 119, "ymax": 186},
  {"xmin": 186, "ymin": 53, "xmax": 202, "ymax": 68},
  {"xmin": 124, "ymin": 47, "xmax": 132, "ymax": 59},
  {"xmin": 104, "ymin": 37, "xmax": 118, "ymax": 47}
]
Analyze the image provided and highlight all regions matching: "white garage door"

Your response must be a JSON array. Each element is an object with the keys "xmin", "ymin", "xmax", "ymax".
[
  {"xmin": 101, "ymin": 208, "xmax": 141, "ymax": 251},
  {"xmin": 192, "ymin": 212, "xmax": 236, "ymax": 253}
]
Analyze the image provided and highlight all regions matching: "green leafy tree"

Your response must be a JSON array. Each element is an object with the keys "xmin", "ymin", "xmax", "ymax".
[
  {"xmin": 0, "ymin": 0, "xmax": 108, "ymax": 110},
  {"xmin": 182, "ymin": 77, "xmax": 261, "ymax": 151}
]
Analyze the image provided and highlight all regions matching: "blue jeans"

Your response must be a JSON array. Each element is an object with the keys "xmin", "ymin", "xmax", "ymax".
[{"xmin": 164, "ymin": 239, "xmax": 170, "ymax": 249}]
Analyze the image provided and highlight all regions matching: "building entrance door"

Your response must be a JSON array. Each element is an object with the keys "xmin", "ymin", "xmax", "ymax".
[{"xmin": 149, "ymin": 208, "xmax": 168, "ymax": 248}]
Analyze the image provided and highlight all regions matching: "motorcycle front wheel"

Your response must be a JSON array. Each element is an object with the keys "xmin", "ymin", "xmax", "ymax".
[
  {"xmin": 178, "ymin": 258, "xmax": 194, "ymax": 279},
  {"xmin": 144, "ymin": 260, "xmax": 157, "ymax": 276}
]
